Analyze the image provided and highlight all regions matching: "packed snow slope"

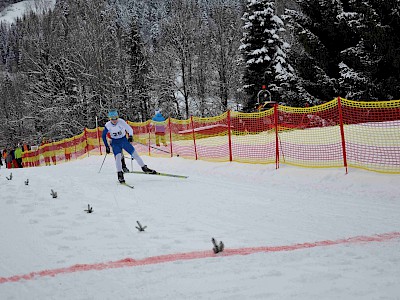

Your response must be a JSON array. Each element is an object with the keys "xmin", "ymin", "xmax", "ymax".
[{"xmin": 0, "ymin": 156, "xmax": 399, "ymax": 299}]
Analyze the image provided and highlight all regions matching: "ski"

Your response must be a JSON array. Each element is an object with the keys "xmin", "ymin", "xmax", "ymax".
[
  {"xmin": 118, "ymin": 182, "xmax": 135, "ymax": 189},
  {"xmin": 128, "ymin": 171, "xmax": 188, "ymax": 179}
]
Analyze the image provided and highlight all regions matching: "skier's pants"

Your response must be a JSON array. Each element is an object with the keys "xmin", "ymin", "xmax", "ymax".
[{"xmin": 111, "ymin": 137, "xmax": 145, "ymax": 172}]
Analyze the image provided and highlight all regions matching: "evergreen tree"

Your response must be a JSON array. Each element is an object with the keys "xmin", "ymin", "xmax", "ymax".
[
  {"xmin": 0, "ymin": 73, "xmax": 25, "ymax": 145},
  {"xmin": 287, "ymin": 0, "xmax": 400, "ymax": 101},
  {"xmin": 285, "ymin": 0, "xmax": 346, "ymax": 102},
  {"xmin": 240, "ymin": 0, "xmax": 297, "ymax": 109},
  {"xmin": 338, "ymin": 0, "xmax": 400, "ymax": 100}
]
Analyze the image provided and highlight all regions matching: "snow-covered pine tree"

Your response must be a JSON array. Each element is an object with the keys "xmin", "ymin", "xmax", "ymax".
[
  {"xmin": 338, "ymin": 0, "xmax": 400, "ymax": 100},
  {"xmin": 0, "ymin": 73, "xmax": 26, "ymax": 145},
  {"xmin": 240, "ymin": 0, "xmax": 296, "ymax": 110},
  {"xmin": 286, "ymin": 0, "xmax": 399, "ymax": 102},
  {"xmin": 284, "ymin": 0, "xmax": 350, "ymax": 103}
]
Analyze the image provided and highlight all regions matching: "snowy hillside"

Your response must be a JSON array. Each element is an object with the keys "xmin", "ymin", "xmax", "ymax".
[{"xmin": 0, "ymin": 0, "xmax": 55, "ymax": 24}]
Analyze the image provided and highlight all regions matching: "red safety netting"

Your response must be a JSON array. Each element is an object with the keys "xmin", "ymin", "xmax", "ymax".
[{"xmin": 18, "ymin": 98, "xmax": 400, "ymax": 174}]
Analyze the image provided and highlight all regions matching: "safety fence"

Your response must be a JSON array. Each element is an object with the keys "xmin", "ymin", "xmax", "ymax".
[{"xmin": 21, "ymin": 97, "xmax": 400, "ymax": 174}]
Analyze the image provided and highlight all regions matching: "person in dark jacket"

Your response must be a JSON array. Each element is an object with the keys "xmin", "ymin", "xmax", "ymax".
[
  {"xmin": 5, "ymin": 149, "xmax": 13, "ymax": 169},
  {"xmin": 10, "ymin": 146, "xmax": 18, "ymax": 168}
]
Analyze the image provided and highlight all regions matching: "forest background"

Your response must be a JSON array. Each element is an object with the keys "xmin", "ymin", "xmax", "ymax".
[{"xmin": 0, "ymin": 0, "xmax": 399, "ymax": 147}]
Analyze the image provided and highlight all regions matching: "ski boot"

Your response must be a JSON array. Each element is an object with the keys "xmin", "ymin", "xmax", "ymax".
[
  {"xmin": 121, "ymin": 157, "xmax": 129, "ymax": 173},
  {"xmin": 117, "ymin": 171, "xmax": 125, "ymax": 183},
  {"xmin": 141, "ymin": 165, "xmax": 157, "ymax": 174}
]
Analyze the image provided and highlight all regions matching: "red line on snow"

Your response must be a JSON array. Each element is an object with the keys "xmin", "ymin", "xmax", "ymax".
[{"xmin": 1, "ymin": 231, "xmax": 399, "ymax": 284}]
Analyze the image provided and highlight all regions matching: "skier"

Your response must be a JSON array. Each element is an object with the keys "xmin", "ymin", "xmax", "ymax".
[{"xmin": 102, "ymin": 109, "xmax": 156, "ymax": 183}]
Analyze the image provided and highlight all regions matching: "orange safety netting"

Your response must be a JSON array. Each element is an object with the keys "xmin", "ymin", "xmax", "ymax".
[{"xmin": 20, "ymin": 98, "xmax": 400, "ymax": 174}]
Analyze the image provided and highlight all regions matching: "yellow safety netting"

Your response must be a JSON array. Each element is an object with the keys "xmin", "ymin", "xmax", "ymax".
[{"xmin": 18, "ymin": 98, "xmax": 400, "ymax": 174}]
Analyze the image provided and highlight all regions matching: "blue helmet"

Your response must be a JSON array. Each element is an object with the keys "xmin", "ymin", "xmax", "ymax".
[{"xmin": 108, "ymin": 109, "xmax": 118, "ymax": 119}]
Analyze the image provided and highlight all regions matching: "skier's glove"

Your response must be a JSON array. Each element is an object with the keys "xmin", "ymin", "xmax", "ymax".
[
  {"xmin": 105, "ymin": 146, "xmax": 111, "ymax": 154},
  {"xmin": 128, "ymin": 136, "xmax": 133, "ymax": 143}
]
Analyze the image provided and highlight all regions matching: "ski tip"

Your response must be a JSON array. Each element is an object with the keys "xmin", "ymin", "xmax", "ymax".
[{"xmin": 118, "ymin": 182, "xmax": 135, "ymax": 188}]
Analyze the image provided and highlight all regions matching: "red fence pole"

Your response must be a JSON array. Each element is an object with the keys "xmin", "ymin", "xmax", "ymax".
[
  {"xmin": 147, "ymin": 123, "xmax": 151, "ymax": 156},
  {"xmin": 274, "ymin": 104, "xmax": 280, "ymax": 169},
  {"xmin": 190, "ymin": 116, "xmax": 198, "ymax": 160},
  {"xmin": 84, "ymin": 128, "xmax": 89, "ymax": 157},
  {"xmin": 337, "ymin": 96, "xmax": 348, "ymax": 174},
  {"xmin": 168, "ymin": 118, "xmax": 173, "ymax": 157},
  {"xmin": 74, "ymin": 136, "xmax": 77, "ymax": 160},
  {"xmin": 227, "ymin": 110, "xmax": 233, "ymax": 162},
  {"xmin": 51, "ymin": 141, "xmax": 56, "ymax": 165}
]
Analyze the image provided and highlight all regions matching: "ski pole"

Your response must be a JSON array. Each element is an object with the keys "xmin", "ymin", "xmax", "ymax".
[
  {"xmin": 134, "ymin": 141, "xmax": 170, "ymax": 154},
  {"xmin": 133, "ymin": 141, "xmax": 179, "ymax": 157},
  {"xmin": 98, "ymin": 153, "xmax": 107, "ymax": 173},
  {"xmin": 130, "ymin": 154, "xmax": 133, "ymax": 171}
]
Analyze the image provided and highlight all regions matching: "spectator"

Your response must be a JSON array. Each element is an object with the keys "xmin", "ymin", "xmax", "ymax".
[
  {"xmin": 14, "ymin": 144, "xmax": 23, "ymax": 168},
  {"xmin": 2, "ymin": 149, "xmax": 7, "ymax": 161},
  {"xmin": 5, "ymin": 150, "xmax": 13, "ymax": 169},
  {"xmin": 23, "ymin": 142, "xmax": 30, "ymax": 152},
  {"xmin": 152, "ymin": 110, "xmax": 168, "ymax": 147},
  {"xmin": 11, "ymin": 146, "xmax": 18, "ymax": 168}
]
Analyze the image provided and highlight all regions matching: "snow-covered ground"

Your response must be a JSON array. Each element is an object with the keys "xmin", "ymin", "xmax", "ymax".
[
  {"xmin": 0, "ymin": 155, "xmax": 399, "ymax": 299},
  {"xmin": 0, "ymin": 0, "xmax": 55, "ymax": 24}
]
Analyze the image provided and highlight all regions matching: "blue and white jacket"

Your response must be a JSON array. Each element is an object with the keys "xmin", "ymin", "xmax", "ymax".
[{"xmin": 102, "ymin": 119, "xmax": 133, "ymax": 147}]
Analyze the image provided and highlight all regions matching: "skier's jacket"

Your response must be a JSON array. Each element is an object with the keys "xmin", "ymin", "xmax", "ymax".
[{"xmin": 102, "ymin": 118, "xmax": 133, "ymax": 147}]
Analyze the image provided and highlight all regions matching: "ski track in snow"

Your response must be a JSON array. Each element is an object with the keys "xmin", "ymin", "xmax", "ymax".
[{"xmin": 0, "ymin": 156, "xmax": 400, "ymax": 299}]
